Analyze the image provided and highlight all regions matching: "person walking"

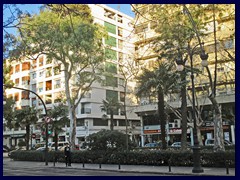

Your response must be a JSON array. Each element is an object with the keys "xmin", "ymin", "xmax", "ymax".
[{"xmin": 64, "ymin": 143, "xmax": 71, "ymax": 167}]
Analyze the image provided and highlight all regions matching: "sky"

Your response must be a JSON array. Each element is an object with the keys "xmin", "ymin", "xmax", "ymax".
[{"xmin": 3, "ymin": 4, "xmax": 134, "ymax": 36}]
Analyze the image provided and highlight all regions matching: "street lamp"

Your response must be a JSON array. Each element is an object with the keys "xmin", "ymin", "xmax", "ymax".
[
  {"xmin": 176, "ymin": 44, "xmax": 208, "ymax": 173},
  {"xmin": 11, "ymin": 120, "xmax": 16, "ymax": 148}
]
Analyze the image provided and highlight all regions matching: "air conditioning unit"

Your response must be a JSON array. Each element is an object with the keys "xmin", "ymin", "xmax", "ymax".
[
  {"xmin": 174, "ymin": 119, "xmax": 181, "ymax": 128},
  {"xmin": 168, "ymin": 123, "xmax": 175, "ymax": 129}
]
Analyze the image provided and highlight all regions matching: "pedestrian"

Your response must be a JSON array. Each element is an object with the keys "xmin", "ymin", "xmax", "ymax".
[{"xmin": 64, "ymin": 143, "xmax": 71, "ymax": 167}]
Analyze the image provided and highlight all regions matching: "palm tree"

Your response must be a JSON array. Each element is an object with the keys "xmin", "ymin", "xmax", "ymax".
[
  {"xmin": 14, "ymin": 107, "xmax": 39, "ymax": 150},
  {"xmin": 48, "ymin": 104, "xmax": 69, "ymax": 151},
  {"xmin": 101, "ymin": 98, "xmax": 122, "ymax": 131},
  {"xmin": 136, "ymin": 61, "xmax": 179, "ymax": 149}
]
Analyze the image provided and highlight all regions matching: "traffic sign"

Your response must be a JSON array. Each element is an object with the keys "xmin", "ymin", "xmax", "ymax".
[
  {"xmin": 45, "ymin": 116, "xmax": 52, "ymax": 124},
  {"xmin": 31, "ymin": 134, "xmax": 36, "ymax": 139}
]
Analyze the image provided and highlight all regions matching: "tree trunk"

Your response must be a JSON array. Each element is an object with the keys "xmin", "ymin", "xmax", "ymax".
[
  {"xmin": 110, "ymin": 110, "xmax": 114, "ymax": 131},
  {"xmin": 25, "ymin": 124, "xmax": 30, "ymax": 150},
  {"xmin": 181, "ymin": 73, "xmax": 188, "ymax": 150},
  {"xmin": 209, "ymin": 96, "xmax": 225, "ymax": 152},
  {"xmin": 158, "ymin": 90, "xmax": 167, "ymax": 149},
  {"xmin": 54, "ymin": 130, "xmax": 58, "ymax": 151}
]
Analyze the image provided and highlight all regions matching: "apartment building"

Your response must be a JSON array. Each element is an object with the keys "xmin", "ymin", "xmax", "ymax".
[
  {"xmin": 131, "ymin": 4, "xmax": 235, "ymax": 146},
  {"xmin": 3, "ymin": 4, "xmax": 141, "ymax": 148}
]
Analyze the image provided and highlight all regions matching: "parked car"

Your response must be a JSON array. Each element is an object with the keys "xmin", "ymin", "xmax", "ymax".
[
  {"xmin": 51, "ymin": 141, "xmax": 69, "ymax": 150},
  {"xmin": 144, "ymin": 142, "xmax": 162, "ymax": 148},
  {"xmin": 205, "ymin": 139, "xmax": 233, "ymax": 146},
  {"xmin": 171, "ymin": 142, "xmax": 191, "ymax": 147},
  {"xmin": 8, "ymin": 147, "xmax": 26, "ymax": 157},
  {"xmin": 171, "ymin": 142, "xmax": 181, "ymax": 147},
  {"xmin": 36, "ymin": 147, "xmax": 53, "ymax": 151}
]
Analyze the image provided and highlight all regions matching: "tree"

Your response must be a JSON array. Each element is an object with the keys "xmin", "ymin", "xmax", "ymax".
[
  {"xmin": 141, "ymin": 4, "xmax": 235, "ymax": 152},
  {"xmin": 47, "ymin": 104, "xmax": 69, "ymax": 151},
  {"xmin": 14, "ymin": 107, "xmax": 39, "ymax": 150},
  {"xmin": 8, "ymin": 4, "xmax": 108, "ymax": 147},
  {"xmin": 101, "ymin": 99, "xmax": 122, "ymax": 131},
  {"xmin": 136, "ymin": 61, "xmax": 179, "ymax": 149},
  {"xmin": 87, "ymin": 129, "xmax": 134, "ymax": 152}
]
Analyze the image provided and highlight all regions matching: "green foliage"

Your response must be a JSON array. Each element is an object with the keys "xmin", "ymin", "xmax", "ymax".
[
  {"xmin": 18, "ymin": 140, "xmax": 26, "ymax": 147},
  {"xmin": 9, "ymin": 148, "xmax": 235, "ymax": 168},
  {"xmin": 87, "ymin": 129, "xmax": 133, "ymax": 152}
]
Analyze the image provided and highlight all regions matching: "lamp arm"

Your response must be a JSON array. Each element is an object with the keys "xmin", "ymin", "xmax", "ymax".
[{"xmin": 183, "ymin": 5, "xmax": 205, "ymax": 54}]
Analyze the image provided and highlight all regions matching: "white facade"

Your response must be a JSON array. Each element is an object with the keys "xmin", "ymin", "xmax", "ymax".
[{"xmin": 3, "ymin": 4, "xmax": 141, "ymax": 148}]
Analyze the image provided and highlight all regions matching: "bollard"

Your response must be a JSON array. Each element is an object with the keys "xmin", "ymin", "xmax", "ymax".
[
  {"xmin": 226, "ymin": 160, "xmax": 229, "ymax": 175},
  {"xmin": 168, "ymin": 159, "xmax": 171, "ymax": 172},
  {"xmin": 118, "ymin": 164, "xmax": 121, "ymax": 170},
  {"xmin": 83, "ymin": 162, "xmax": 85, "ymax": 168},
  {"xmin": 99, "ymin": 163, "xmax": 101, "ymax": 169}
]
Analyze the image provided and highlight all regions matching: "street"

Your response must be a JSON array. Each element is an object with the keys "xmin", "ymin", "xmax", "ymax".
[{"xmin": 3, "ymin": 158, "xmax": 172, "ymax": 176}]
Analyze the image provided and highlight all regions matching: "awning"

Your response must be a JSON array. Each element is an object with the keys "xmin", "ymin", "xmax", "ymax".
[{"xmin": 10, "ymin": 134, "xmax": 25, "ymax": 138}]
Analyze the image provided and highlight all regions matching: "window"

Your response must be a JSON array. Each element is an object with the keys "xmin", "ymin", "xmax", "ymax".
[
  {"xmin": 38, "ymin": 82, "xmax": 43, "ymax": 92},
  {"xmin": 106, "ymin": 90, "xmax": 119, "ymax": 115},
  {"xmin": 14, "ymin": 93, "xmax": 19, "ymax": 101},
  {"xmin": 22, "ymin": 62, "xmax": 30, "ymax": 71},
  {"xmin": 104, "ymin": 9, "xmax": 116, "ymax": 20},
  {"xmin": 32, "ymin": 72, "xmax": 36, "ymax": 79},
  {"xmin": 15, "ymin": 64, "xmax": 20, "ymax": 73},
  {"xmin": 46, "ymin": 80, "xmax": 52, "ymax": 91},
  {"xmin": 15, "ymin": 78, "xmax": 19, "ymax": 86},
  {"xmin": 117, "ymin": 15, "xmax": 123, "ymax": 23},
  {"xmin": 120, "ymin": 92, "xmax": 125, "ymax": 102},
  {"xmin": 31, "ymin": 84, "xmax": 37, "ymax": 93},
  {"xmin": 118, "ymin": 27, "xmax": 123, "ymax": 37},
  {"xmin": 54, "ymin": 92, "xmax": 63, "ymax": 103},
  {"xmin": 54, "ymin": 79, "xmax": 61, "ymax": 89},
  {"xmin": 22, "ymin": 76, "xmax": 30, "ymax": 85},
  {"xmin": 105, "ymin": 48, "xmax": 117, "ymax": 61},
  {"xmin": 39, "ymin": 71, "xmax": 44, "ymax": 78},
  {"xmin": 105, "ymin": 62, "xmax": 117, "ymax": 73},
  {"xmin": 118, "ymin": 39, "xmax": 123, "ymax": 49},
  {"xmin": 105, "ymin": 76, "xmax": 118, "ymax": 87},
  {"xmin": 45, "ymin": 94, "xmax": 52, "ymax": 104},
  {"xmin": 119, "ymin": 78, "xmax": 124, "ymax": 87},
  {"xmin": 54, "ymin": 66, "xmax": 61, "ymax": 75},
  {"xmin": 39, "ymin": 56, "xmax": 44, "ymax": 67},
  {"xmin": 22, "ymin": 91, "xmax": 29, "ymax": 100},
  {"xmin": 104, "ymin": 22, "xmax": 116, "ymax": 34},
  {"xmin": 76, "ymin": 119, "xmax": 84, "ymax": 126},
  {"xmin": 32, "ymin": 98, "xmax": 37, "ymax": 107},
  {"xmin": 46, "ymin": 67, "xmax": 52, "ymax": 77},
  {"xmin": 105, "ymin": 36, "xmax": 117, "ymax": 47},
  {"xmin": 46, "ymin": 59, "xmax": 52, "ymax": 64},
  {"xmin": 81, "ymin": 103, "xmax": 91, "ymax": 114},
  {"xmin": 93, "ymin": 118, "xmax": 108, "ymax": 126}
]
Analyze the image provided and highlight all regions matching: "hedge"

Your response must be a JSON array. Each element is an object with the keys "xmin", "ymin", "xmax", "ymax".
[{"xmin": 9, "ymin": 148, "xmax": 235, "ymax": 168}]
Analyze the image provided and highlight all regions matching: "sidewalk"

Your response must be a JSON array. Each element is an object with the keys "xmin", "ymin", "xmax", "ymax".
[{"xmin": 3, "ymin": 155, "xmax": 235, "ymax": 176}]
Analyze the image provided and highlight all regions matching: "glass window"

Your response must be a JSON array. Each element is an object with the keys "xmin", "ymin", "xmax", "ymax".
[
  {"xmin": 104, "ymin": 22, "xmax": 116, "ymax": 34},
  {"xmin": 105, "ymin": 62, "xmax": 117, "ymax": 73},
  {"xmin": 93, "ymin": 118, "xmax": 108, "ymax": 126},
  {"xmin": 105, "ymin": 36, "xmax": 117, "ymax": 47},
  {"xmin": 105, "ymin": 48, "xmax": 117, "ymax": 61},
  {"xmin": 105, "ymin": 76, "xmax": 118, "ymax": 87}
]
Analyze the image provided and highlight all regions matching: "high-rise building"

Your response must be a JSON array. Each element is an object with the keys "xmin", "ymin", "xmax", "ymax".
[
  {"xmin": 3, "ymin": 4, "xmax": 141, "ymax": 148},
  {"xmin": 132, "ymin": 4, "xmax": 235, "ymax": 146}
]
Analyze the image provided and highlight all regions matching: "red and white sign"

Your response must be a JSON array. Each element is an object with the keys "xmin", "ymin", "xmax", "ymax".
[{"xmin": 45, "ymin": 116, "xmax": 52, "ymax": 124}]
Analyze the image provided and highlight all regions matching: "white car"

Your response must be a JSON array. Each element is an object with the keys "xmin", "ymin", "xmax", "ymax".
[{"xmin": 205, "ymin": 139, "xmax": 232, "ymax": 146}]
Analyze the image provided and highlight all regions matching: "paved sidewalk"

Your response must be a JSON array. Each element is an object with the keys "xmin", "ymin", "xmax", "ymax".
[{"xmin": 3, "ymin": 156, "xmax": 235, "ymax": 176}]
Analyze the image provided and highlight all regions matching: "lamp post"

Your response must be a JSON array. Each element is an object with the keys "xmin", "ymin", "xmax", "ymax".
[
  {"xmin": 11, "ymin": 120, "xmax": 16, "ymax": 148},
  {"xmin": 176, "ymin": 43, "xmax": 208, "ymax": 173}
]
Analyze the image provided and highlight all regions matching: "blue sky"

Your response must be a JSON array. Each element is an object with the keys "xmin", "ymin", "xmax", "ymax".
[{"xmin": 3, "ymin": 4, "xmax": 134, "ymax": 35}]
